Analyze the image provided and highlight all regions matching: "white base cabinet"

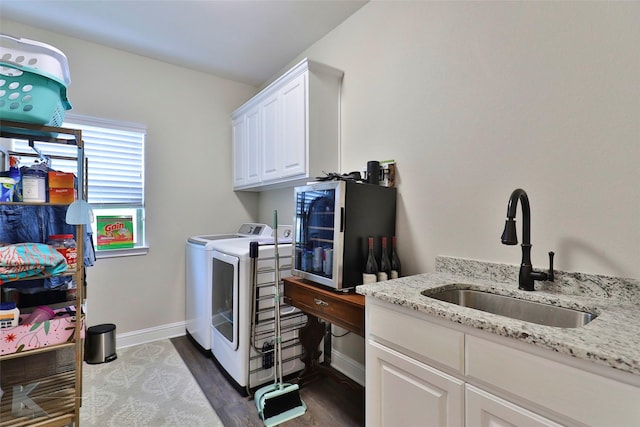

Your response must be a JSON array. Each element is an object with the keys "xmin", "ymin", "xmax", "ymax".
[
  {"xmin": 367, "ymin": 340, "xmax": 464, "ymax": 427},
  {"xmin": 365, "ymin": 298, "xmax": 640, "ymax": 427},
  {"xmin": 232, "ymin": 58, "xmax": 343, "ymax": 191}
]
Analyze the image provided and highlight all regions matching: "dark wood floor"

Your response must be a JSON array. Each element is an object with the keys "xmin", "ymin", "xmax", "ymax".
[{"xmin": 171, "ymin": 335, "xmax": 364, "ymax": 427}]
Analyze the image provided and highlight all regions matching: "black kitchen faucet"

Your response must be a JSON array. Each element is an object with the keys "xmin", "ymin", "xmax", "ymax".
[{"xmin": 501, "ymin": 188, "xmax": 555, "ymax": 291}]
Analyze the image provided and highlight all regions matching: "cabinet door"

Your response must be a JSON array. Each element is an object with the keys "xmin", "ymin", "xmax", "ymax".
[
  {"xmin": 244, "ymin": 105, "xmax": 261, "ymax": 185},
  {"xmin": 279, "ymin": 72, "xmax": 307, "ymax": 179},
  {"xmin": 466, "ymin": 385, "xmax": 563, "ymax": 427},
  {"xmin": 232, "ymin": 115, "xmax": 247, "ymax": 187},
  {"xmin": 366, "ymin": 340, "xmax": 464, "ymax": 427},
  {"xmin": 261, "ymin": 92, "xmax": 280, "ymax": 182}
]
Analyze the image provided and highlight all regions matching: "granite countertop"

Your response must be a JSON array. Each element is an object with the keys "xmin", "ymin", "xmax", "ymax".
[{"xmin": 356, "ymin": 256, "xmax": 640, "ymax": 377}]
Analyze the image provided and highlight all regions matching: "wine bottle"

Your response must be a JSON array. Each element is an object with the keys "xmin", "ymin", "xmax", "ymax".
[
  {"xmin": 363, "ymin": 237, "xmax": 379, "ymax": 284},
  {"xmin": 390, "ymin": 236, "xmax": 401, "ymax": 279},
  {"xmin": 378, "ymin": 236, "xmax": 391, "ymax": 281}
]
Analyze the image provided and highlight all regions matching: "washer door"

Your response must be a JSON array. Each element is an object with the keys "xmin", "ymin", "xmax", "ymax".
[{"xmin": 211, "ymin": 250, "xmax": 239, "ymax": 350}]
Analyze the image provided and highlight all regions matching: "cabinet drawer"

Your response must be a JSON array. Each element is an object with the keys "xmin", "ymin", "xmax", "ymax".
[
  {"xmin": 284, "ymin": 280, "xmax": 364, "ymax": 335},
  {"xmin": 368, "ymin": 301, "xmax": 464, "ymax": 373},
  {"xmin": 466, "ymin": 335, "xmax": 640, "ymax": 426}
]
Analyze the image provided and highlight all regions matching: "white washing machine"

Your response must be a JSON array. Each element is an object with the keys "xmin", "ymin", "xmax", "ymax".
[
  {"xmin": 208, "ymin": 230, "xmax": 306, "ymax": 391},
  {"xmin": 185, "ymin": 223, "xmax": 273, "ymax": 352}
]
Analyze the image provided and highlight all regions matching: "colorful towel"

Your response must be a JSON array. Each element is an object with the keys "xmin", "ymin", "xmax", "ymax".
[{"xmin": 0, "ymin": 243, "xmax": 68, "ymax": 285}]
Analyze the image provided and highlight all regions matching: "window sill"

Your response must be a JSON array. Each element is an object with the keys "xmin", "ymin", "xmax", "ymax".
[{"xmin": 95, "ymin": 246, "xmax": 149, "ymax": 259}]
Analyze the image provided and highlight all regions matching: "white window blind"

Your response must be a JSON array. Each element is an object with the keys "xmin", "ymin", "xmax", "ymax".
[{"xmin": 65, "ymin": 114, "xmax": 145, "ymax": 207}]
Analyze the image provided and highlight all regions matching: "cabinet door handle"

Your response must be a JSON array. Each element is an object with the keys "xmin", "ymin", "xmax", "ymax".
[{"xmin": 314, "ymin": 298, "xmax": 329, "ymax": 307}]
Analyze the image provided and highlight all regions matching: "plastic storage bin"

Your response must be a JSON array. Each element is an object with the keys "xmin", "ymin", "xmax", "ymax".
[{"xmin": 0, "ymin": 34, "xmax": 71, "ymax": 126}]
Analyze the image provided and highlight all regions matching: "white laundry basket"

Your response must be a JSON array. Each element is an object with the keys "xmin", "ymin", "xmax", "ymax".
[
  {"xmin": 0, "ymin": 34, "xmax": 71, "ymax": 86},
  {"xmin": 0, "ymin": 34, "xmax": 72, "ymax": 126}
]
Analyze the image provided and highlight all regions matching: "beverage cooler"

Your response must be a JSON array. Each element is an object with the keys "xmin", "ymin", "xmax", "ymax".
[{"xmin": 292, "ymin": 180, "xmax": 397, "ymax": 290}]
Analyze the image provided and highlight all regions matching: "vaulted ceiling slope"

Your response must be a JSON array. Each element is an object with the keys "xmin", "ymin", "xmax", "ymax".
[{"xmin": 0, "ymin": 0, "xmax": 368, "ymax": 86}]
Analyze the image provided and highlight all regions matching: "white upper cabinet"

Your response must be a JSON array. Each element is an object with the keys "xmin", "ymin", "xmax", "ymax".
[
  {"xmin": 279, "ymin": 71, "xmax": 307, "ymax": 180},
  {"xmin": 232, "ymin": 115, "xmax": 246, "ymax": 187},
  {"xmin": 260, "ymin": 91, "xmax": 280, "ymax": 183},
  {"xmin": 245, "ymin": 104, "xmax": 262, "ymax": 185},
  {"xmin": 232, "ymin": 58, "xmax": 343, "ymax": 191}
]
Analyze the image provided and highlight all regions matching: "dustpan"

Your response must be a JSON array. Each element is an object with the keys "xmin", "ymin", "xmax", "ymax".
[
  {"xmin": 255, "ymin": 382, "xmax": 306, "ymax": 426},
  {"xmin": 255, "ymin": 210, "xmax": 306, "ymax": 426},
  {"xmin": 65, "ymin": 146, "xmax": 93, "ymax": 225}
]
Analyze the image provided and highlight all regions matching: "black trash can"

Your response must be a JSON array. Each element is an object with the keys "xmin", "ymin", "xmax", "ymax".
[{"xmin": 85, "ymin": 323, "xmax": 117, "ymax": 364}]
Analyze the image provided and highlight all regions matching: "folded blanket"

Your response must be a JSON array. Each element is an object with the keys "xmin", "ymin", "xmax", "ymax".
[{"xmin": 0, "ymin": 243, "xmax": 68, "ymax": 285}]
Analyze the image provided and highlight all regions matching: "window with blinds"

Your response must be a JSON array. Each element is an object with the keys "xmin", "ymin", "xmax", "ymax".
[
  {"xmin": 9, "ymin": 114, "xmax": 147, "ymax": 256},
  {"xmin": 65, "ymin": 115, "xmax": 145, "ymax": 208}
]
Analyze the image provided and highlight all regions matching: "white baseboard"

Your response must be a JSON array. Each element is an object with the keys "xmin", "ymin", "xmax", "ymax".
[
  {"xmin": 116, "ymin": 321, "xmax": 186, "ymax": 349},
  {"xmin": 330, "ymin": 348, "xmax": 365, "ymax": 387}
]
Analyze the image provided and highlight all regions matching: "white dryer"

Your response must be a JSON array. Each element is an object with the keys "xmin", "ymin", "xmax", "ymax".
[
  {"xmin": 186, "ymin": 223, "xmax": 273, "ymax": 352},
  {"xmin": 208, "ymin": 229, "xmax": 306, "ymax": 391}
]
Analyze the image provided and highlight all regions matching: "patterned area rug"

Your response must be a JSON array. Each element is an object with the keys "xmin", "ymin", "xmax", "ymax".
[{"xmin": 80, "ymin": 339, "xmax": 223, "ymax": 426}]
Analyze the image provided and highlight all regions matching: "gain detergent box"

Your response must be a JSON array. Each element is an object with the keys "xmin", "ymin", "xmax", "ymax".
[{"xmin": 97, "ymin": 216, "xmax": 134, "ymax": 249}]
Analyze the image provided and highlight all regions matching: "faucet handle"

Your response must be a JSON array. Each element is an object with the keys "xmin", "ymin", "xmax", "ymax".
[{"xmin": 548, "ymin": 251, "xmax": 555, "ymax": 281}]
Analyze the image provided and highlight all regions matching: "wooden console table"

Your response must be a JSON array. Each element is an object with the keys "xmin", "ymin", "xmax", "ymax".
[{"xmin": 283, "ymin": 276, "xmax": 365, "ymax": 386}]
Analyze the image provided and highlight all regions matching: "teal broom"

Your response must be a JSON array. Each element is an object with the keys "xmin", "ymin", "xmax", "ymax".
[{"xmin": 254, "ymin": 210, "xmax": 307, "ymax": 426}]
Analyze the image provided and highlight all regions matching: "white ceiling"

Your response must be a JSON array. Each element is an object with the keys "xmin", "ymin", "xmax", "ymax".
[{"xmin": 0, "ymin": 0, "xmax": 367, "ymax": 86}]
